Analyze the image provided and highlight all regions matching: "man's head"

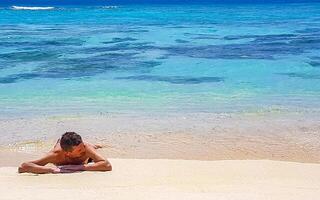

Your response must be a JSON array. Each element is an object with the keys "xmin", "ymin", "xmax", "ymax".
[{"xmin": 60, "ymin": 132, "xmax": 85, "ymax": 158}]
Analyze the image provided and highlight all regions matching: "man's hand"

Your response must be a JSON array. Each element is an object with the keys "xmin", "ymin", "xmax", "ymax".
[{"xmin": 51, "ymin": 166, "xmax": 61, "ymax": 174}]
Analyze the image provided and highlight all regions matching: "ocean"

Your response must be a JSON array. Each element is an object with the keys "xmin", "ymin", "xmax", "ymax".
[{"xmin": 0, "ymin": 3, "xmax": 320, "ymax": 117}]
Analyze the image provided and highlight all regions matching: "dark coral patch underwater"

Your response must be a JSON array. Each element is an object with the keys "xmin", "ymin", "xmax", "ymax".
[{"xmin": 116, "ymin": 75, "xmax": 224, "ymax": 84}]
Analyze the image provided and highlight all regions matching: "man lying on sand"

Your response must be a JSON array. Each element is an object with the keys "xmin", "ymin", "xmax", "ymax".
[{"xmin": 18, "ymin": 132, "xmax": 112, "ymax": 174}]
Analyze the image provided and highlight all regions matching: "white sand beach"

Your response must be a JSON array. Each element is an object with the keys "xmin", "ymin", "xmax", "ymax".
[
  {"xmin": 0, "ymin": 158, "xmax": 320, "ymax": 200},
  {"xmin": 0, "ymin": 112, "xmax": 319, "ymax": 200}
]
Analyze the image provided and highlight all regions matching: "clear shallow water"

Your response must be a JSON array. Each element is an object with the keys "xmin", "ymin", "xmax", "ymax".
[{"xmin": 0, "ymin": 3, "xmax": 320, "ymax": 116}]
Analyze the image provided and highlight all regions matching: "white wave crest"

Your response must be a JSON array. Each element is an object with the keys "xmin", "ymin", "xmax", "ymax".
[{"xmin": 11, "ymin": 6, "xmax": 55, "ymax": 10}]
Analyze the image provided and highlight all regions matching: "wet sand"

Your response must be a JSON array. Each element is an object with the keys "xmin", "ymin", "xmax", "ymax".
[{"xmin": 1, "ymin": 111, "xmax": 319, "ymax": 163}]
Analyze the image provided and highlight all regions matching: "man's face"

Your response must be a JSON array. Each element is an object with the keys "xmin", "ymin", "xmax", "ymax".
[{"xmin": 64, "ymin": 143, "xmax": 86, "ymax": 158}]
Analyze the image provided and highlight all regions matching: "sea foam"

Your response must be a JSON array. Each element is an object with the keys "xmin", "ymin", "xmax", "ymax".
[{"xmin": 11, "ymin": 6, "xmax": 55, "ymax": 10}]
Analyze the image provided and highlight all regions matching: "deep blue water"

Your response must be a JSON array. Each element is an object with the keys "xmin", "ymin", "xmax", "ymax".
[
  {"xmin": 0, "ymin": 3, "xmax": 320, "ymax": 116},
  {"xmin": 1, "ymin": 0, "xmax": 319, "ymax": 6}
]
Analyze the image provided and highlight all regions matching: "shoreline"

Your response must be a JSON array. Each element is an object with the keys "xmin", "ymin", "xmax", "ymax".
[{"xmin": 1, "ymin": 111, "xmax": 319, "ymax": 164}]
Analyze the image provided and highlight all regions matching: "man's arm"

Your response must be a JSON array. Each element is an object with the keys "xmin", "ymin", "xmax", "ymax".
[
  {"xmin": 84, "ymin": 145, "xmax": 112, "ymax": 171},
  {"xmin": 18, "ymin": 152, "xmax": 60, "ymax": 174}
]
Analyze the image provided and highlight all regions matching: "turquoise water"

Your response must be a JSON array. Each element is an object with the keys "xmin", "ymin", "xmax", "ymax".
[{"xmin": 0, "ymin": 3, "xmax": 320, "ymax": 116}]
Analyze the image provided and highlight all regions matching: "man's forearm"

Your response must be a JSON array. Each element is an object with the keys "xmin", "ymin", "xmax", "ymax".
[
  {"xmin": 84, "ymin": 161, "xmax": 112, "ymax": 171},
  {"xmin": 18, "ymin": 163, "xmax": 55, "ymax": 174}
]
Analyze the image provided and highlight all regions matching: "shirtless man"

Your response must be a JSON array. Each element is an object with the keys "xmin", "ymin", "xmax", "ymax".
[{"xmin": 18, "ymin": 132, "xmax": 112, "ymax": 174}]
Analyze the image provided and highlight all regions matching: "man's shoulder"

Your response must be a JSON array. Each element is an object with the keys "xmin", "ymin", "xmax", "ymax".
[
  {"xmin": 83, "ymin": 143, "xmax": 98, "ymax": 156},
  {"xmin": 48, "ymin": 149, "xmax": 63, "ymax": 157},
  {"xmin": 84, "ymin": 142, "xmax": 95, "ymax": 150}
]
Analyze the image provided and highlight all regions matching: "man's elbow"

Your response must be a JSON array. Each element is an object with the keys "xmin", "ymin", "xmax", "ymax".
[
  {"xmin": 18, "ymin": 162, "xmax": 32, "ymax": 173},
  {"xmin": 102, "ymin": 161, "xmax": 112, "ymax": 171}
]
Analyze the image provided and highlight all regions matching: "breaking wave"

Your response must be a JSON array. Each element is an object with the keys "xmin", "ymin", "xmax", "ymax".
[{"xmin": 11, "ymin": 6, "xmax": 55, "ymax": 10}]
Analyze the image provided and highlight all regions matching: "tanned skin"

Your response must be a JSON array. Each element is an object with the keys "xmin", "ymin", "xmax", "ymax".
[{"xmin": 18, "ymin": 141, "xmax": 112, "ymax": 174}]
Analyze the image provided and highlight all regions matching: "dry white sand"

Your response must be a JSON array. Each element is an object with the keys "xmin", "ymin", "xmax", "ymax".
[{"xmin": 1, "ymin": 158, "xmax": 320, "ymax": 200}]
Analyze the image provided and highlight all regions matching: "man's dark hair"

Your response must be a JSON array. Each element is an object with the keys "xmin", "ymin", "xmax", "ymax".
[{"xmin": 60, "ymin": 132, "xmax": 83, "ymax": 152}]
